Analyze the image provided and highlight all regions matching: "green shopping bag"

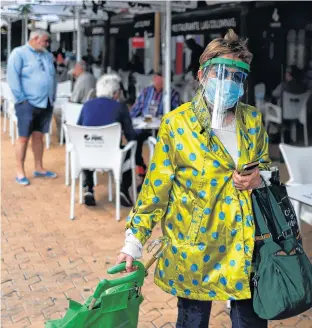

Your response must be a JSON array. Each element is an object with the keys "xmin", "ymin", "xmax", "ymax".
[
  {"xmin": 45, "ymin": 261, "xmax": 145, "ymax": 328},
  {"xmin": 252, "ymin": 185, "xmax": 312, "ymax": 320}
]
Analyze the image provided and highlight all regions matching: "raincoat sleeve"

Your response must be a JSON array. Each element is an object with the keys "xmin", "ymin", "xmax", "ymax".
[
  {"xmin": 256, "ymin": 113, "xmax": 271, "ymax": 171},
  {"xmin": 126, "ymin": 119, "xmax": 177, "ymax": 246}
]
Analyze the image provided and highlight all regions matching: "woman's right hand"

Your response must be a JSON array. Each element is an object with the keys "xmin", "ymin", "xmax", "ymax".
[{"xmin": 116, "ymin": 253, "xmax": 135, "ymax": 272}]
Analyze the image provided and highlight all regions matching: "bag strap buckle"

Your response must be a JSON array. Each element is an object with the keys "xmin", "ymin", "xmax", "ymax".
[
  {"xmin": 278, "ymin": 228, "xmax": 293, "ymax": 240},
  {"xmin": 260, "ymin": 233, "xmax": 272, "ymax": 240}
]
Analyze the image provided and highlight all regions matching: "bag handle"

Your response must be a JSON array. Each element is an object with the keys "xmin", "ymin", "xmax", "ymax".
[
  {"xmin": 88, "ymin": 261, "xmax": 145, "ymax": 310},
  {"xmin": 258, "ymin": 179, "xmax": 293, "ymax": 239},
  {"xmin": 252, "ymin": 193, "xmax": 273, "ymax": 243}
]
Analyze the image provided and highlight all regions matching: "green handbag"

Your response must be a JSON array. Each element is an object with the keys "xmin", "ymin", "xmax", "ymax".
[
  {"xmin": 252, "ymin": 186, "xmax": 312, "ymax": 320},
  {"xmin": 45, "ymin": 261, "xmax": 145, "ymax": 328}
]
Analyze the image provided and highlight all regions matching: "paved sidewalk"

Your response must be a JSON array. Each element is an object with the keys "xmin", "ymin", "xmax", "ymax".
[{"xmin": 1, "ymin": 131, "xmax": 312, "ymax": 327}]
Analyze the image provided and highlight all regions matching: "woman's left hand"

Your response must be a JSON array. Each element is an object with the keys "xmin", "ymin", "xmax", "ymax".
[{"xmin": 232, "ymin": 168, "xmax": 262, "ymax": 191}]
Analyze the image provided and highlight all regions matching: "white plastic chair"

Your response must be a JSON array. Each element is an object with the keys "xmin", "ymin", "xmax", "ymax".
[
  {"xmin": 298, "ymin": 91, "xmax": 311, "ymax": 146},
  {"xmin": 57, "ymin": 80, "xmax": 71, "ymax": 98},
  {"xmin": 92, "ymin": 64, "xmax": 102, "ymax": 80},
  {"xmin": 264, "ymin": 102, "xmax": 283, "ymax": 140},
  {"xmin": 134, "ymin": 74, "xmax": 153, "ymax": 97},
  {"xmin": 118, "ymin": 70, "xmax": 130, "ymax": 91},
  {"xmin": 147, "ymin": 136, "xmax": 157, "ymax": 163},
  {"xmin": 86, "ymin": 88, "xmax": 96, "ymax": 101},
  {"xmin": 65, "ymin": 123, "xmax": 137, "ymax": 221},
  {"xmin": 279, "ymin": 143, "xmax": 312, "ymax": 229},
  {"xmin": 62, "ymin": 103, "xmax": 83, "ymax": 186}
]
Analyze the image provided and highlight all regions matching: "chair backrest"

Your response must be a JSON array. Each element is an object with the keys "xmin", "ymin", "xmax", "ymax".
[
  {"xmin": 92, "ymin": 64, "xmax": 102, "ymax": 80},
  {"xmin": 298, "ymin": 91, "xmax": 312, "ymax": 125},
  {"xmin": 264, "ymin": 102, "xmax": 282, "ymax": 125},
  {"xmin": 282, "ymin": 91, "xmax": 310, "ymax": 120},
  {"xmin": 147, "ymin": 136, "xmax": 157, "ymax": 163},
  {"xmin": 66, "ymin": 123, "xmax": 122, "ymax": 177},
  {"xmin": 63, "ymin": 103, "xmax": 83, "ymax": 125},
  {"xmin": 134, "ymin": 74, "xmax": 153, "ymax": 96},
  {"xmin": 1, "ymin": 81, "xmax": 15, "ymax": 102},
  {"xmin": 86, "ymin": 88, "xmax": 96, "ymax": 101},
  {"xmin": 118, "ymin": 70, "xmax": 130, "ymax": 91},
  {"xmin": 279, "ymin": 143, "xmax": 312, "ymax": 184},
  {"xmin": 254, "ymin": 83, "xmax": 266, "ymax": 101},
  {"xmin": 57, "ymin": 80, "xmax": 72, "ymax": 97}
]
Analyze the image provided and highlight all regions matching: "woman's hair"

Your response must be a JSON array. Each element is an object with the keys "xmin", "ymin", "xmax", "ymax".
[
  {"xmin": 199, "ymin": 29, "xmax": 253, "ymax": 66},
  {"xmin": 96, "ymin": 74, "xmax": 121, "ymax": 98}
]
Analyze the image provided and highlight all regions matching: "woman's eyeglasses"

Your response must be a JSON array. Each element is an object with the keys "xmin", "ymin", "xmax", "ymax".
[{"xmin": 212, "ymin": 65, "xmax": 247, "ymax": 84}]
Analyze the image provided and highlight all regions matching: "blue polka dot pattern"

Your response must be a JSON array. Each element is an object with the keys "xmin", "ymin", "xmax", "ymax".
[
  {"xmin": 182, "ymin": 196, "xmax": 187, "ymax": 204},
  {"xmin": 192, "ymin": 169, "xmax": 199, "ymax": 177},
  {"xmin": 236, "ymin": 244, "xmax": 242, "ymax": 251},
  {"xmin": 220, "ymin": 277, "xmax": 227, "ymax": 286},
  {"xmin": 200, "ymin": 143, "xmax": 210, "ymax": 152},
  {"xmin": 235, "ymin": 282, "xmax": 243, "ymax": 290},
  {"xmin": 154, "ymin": 179, "xmax": 162, "ymax": 187},
  {"xmin": 170, "ymin": 174, "xmax": 175, "ymax": 181},
  {"xmin": 238, "ymin": 150, "xmax": 241, "ymax": 157},
  {"xmin": 150, "ymin": 163, "xmax": 156, "ymax": 171},
  {"xmin": 169, "ymin": 131, "xmax": 175, "ymax": 138},
  {"xmin": 159, "ymin": 270, "xmax": 164, "ymax": 278},
  {"xmin": 169, "ymin": 279, "xmax": 174, "ymax": 287},
  {"xmin": 252, "ymin": 111, "xmax": 258, "ymax": 117},
  {"xmin": 212, "ymin": 232, "xmax": 219, "ymax": 240},
  {"xmin": 180, "ymin": 167, "xmax": 186, "ymax": 172},
  {"xmin": 189, "ymin": 153, "xmax": 196, "ymax": 161},
  {"xmin": 192, "ymin": 279, "xmax": 199, "ymax": 286},
  {"xmin": 192, "ymin": 131, "xmax": 198, "ymax": 138},
  {"xmin": 163, "ymin": 159, "xmax": 171, "ymax": 166},
  {"xmin": 211, "ymin": 179, "xmax": 218, "ymax": 187},
  {"xmin": 138, "ymin": 200, "xmax": 143, "ymax": 206},
  {"xmin": 248, "ymin": 128, "xmax": 256, "ymax": 135},
  {"xmin": 181, "ymin": 252, "xmax": 187, "ymax": 259},
  {"xmin": 144, "ymin": 178, "xmax": 149, "ymax": 185},
  {"xmin": 209, "ymin": 291, "xmax": 216, "ymax": 297},
  {"xmin": 177, "ymin": 128, "xmax": 184, "ymax": 135},
  {"xmin": 191, "ymin": 264, "xmax": 198, "ymax": 272},
  {"xmin": 224, "ymin": 176, "xmax": 229, "ymax": 182},
  {"xmin": 178, "ymin": 232, "xmax": 184, "ymax": 240},
  {"xmin": 235, "ymin": 214, "xmax": 242, "ymax": 222},
  {"xmin": 152, "ymin": 197, "xmax": 160, "ymax": 204},
  {"xmin": 203, "ymin": 254, "xmax": 210, "ymax": 262},
  {"xmin": 190, "ymin": 116, "xmax": 197, "ymax": 122},
  {"xmin": 230, "ymin": 260, "xmax": 236, "ymax": 267},
  {"xmin": 171, "ymin": 288, "xmax": 177, "ymax": 295},
  {"xmin": 244, "ymin": 245, "xmax": 249, "ymax": 254},
  {"xmin": 167, "ymin": 223, "xmax": 173, "ymax": 230},
  {"xmin": 184, "ymin": 289, "xmax": 191, "ymax": 296},
  {"xmin": 177, "ymin": 213, "xmax": 183, "ymax": 221},
  {"xmin": 219, "ymin": 245, "xmax": 226, "ymax": 253},
  {"xmin": 162, "ymin": 144, "xmax": 169, "ymax": 152},
  {"xmin": 126, "ymin": 216, "xmax": 131, "ymax": 222},
  {"xmin": 198, "ymin": 242, "xmax": 205, "ymax": 251},
  {"xmin": 171, "ymin": 246, "xmax": 178, "ymax": 254},
  {"xmin": 200, "ymin": 227, "xmax": 207, "ymax": 233},
  {"xmin": 214, "ymin": 263, "xmax": 221, "ymax": 270},
  {"xmin": 213, "ymin": 160, "xmax": 220, "ymax": 168},
  {"xmin": 165, "ymin": 119, "xmax": 170, "ymax": 124},
  {"xmin": 178, "ymin": 274, "xmax": 184, "ymax": 282},
  {"xmin": 176, "ymin": 143, "xmax": 183, "ymax": 151},
  {"xmin": 186, "ymin": 180, "xmax": 192, "ymax": 188},
  {"xmin": 198, "ymin": 190, "xmax": 206, "ymax": 199},
  {"xmin": 219, "ymin": 212, "xmax": 225, "ymax": 220},
  {"xmin": 203, "ymin": 275, "xmax": 209, "ymax": 283},
  {"xmin": 131, "ymin": 227, "xmax": 138, "ymax": 234},
  {"xmin": 231, "ymin": 229, "xmax": 237, "ymax": 237},
  {"xmin": 133, "ymin": 216, "xmax": 141, "ymax": 224},
  {"xmin": 212, "ymin": 144, "xmax": 219, "ymax": 152},
  {"xmin": 204, "ymin": 208, "xmax": 211, "ymax": 215}
]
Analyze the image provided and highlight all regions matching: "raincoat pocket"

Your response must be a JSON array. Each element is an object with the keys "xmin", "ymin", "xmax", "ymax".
[{"xmin": 186, "ymin": 206, "xmax": 204, "ymax": 245}]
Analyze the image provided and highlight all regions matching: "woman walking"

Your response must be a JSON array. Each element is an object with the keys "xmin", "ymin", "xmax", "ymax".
[{"xmin": 117, "ymin": 29, "xmax": 271, "ymax": 328}]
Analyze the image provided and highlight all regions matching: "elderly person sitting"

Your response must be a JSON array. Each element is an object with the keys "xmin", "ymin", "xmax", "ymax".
[{"xmin": 77, "ymin": 74, "xmax": 136, "ymax": 207}]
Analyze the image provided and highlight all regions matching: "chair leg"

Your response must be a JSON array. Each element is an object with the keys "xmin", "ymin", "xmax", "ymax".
[
  {"xmin": 93, "ymin": 171, "xmax": 98, "ymax": 187},
  {"xmin": 115, "ymin": 179, "xmax": 120, "ymax": 221},
  {"xmin": 60, "ymin": 124, "xmax": 64, "ymax": 146},
  {"xmin": 70, "ymin": 178, "xmax": 76, "ymax": 220},
  {"xmin": 79, "ymin": 173, "xmax": 83, "ymax": 204},
  {"xmin": 65, "ymin": 151, "xmax": 70, "ymax": 186},
  {"xmin": 108, "ymin": 171, "xmax": 113, "ymax": 202},
  {"xmin": 131, "ymin": 167, "xmax": 137, "ymax": 202},
  {"xmin": 3, "ymin": 110, "xmax": 7, "ymax": 133},
  {"xmin": 11, "ymin": 121, "xmax": 15, "ymax": 145},
  {"xmin": 304, "ymin": 124, "xmax": 308, "ymax": 147}
]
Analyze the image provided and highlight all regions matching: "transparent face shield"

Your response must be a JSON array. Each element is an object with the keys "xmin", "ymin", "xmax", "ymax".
[{"xmin": 198, "ymin": 58, "xmax": 250, "ymax": 131}]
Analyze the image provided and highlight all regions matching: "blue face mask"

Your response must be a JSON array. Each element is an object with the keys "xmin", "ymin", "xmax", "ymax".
[{"xmin": 205, "ymin": 78, "xmax": 244, "ymax": 110}]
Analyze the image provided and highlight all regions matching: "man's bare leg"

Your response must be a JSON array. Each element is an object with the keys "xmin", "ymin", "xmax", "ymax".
[
  {"xmin": 16, "ymin": 137, "xmax": 29, "ymax": 179},
  {"xmin": 32, "ymin": 131, "xmax": 46, "ymax": 173}
]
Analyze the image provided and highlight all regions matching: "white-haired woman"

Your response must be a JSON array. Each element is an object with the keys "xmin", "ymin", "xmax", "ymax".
[{"xmin": 77, "ymin": 74, "xmax": 136, "ymax": 207}]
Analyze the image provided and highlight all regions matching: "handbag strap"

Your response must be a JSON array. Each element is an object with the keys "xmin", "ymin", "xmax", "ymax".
[
  {"xmin": 252, "ymin": 193, "xmax": 273, "ymax": 244},
  {"xmin": 260, "ymin": 179, "xmax": 293, "ymax": 239}
]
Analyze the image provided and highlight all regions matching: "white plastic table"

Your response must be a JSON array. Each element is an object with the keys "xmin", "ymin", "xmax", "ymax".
[
  {"xmin": 132, "ymin": 117, "xmax": 161, "ymax": 137},
  {"xmin": 287, "ymin": 184, "xmax": 312, "ymax": 207}
]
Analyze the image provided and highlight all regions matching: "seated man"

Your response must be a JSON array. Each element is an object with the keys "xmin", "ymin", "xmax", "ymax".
[
  {"xmin": 54, "ymin": 60, "xmax": 96, "ymax": 140},
  {"xmin": 131, "ymin": 70, "xmax": 180, "ymax": 180},
  {"xmin": 77, "ymin": 74, "xmax": 136, "ymax": 207}
]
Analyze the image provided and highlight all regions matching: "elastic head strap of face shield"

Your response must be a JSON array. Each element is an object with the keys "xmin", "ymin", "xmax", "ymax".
[{"xmin": 199, "ymin": 57, "xmax": 250, "ymax": 73}]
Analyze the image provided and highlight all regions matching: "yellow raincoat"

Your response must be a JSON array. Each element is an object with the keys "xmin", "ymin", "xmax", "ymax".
[{"xmin": 126, "ymin": 92, "xmax": 270, "ymax": 301}]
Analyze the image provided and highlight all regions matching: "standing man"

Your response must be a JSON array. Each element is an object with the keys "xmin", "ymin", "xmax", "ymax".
[
  {"xmin": 185, "ymin": 38, "xmax": 204, "ymax": 79},
  {"xmin": 7, "ymin": 29, "xmax": 57, "ymax": 185}
]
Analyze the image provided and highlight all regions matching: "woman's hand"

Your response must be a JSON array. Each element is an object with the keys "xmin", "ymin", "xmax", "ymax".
[
  {"xmin": 116, "ymin": 253, "xmax": 135, "ymax": 272},
  {"xmin": 233, "ymin": 168, "xmax": 262, "ymax": 191}
]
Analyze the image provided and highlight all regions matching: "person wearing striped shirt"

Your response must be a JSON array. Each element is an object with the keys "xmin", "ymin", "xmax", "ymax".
[{"xmin": 131, "ymin": 71, "xmax": 180, "ymax": 187}]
